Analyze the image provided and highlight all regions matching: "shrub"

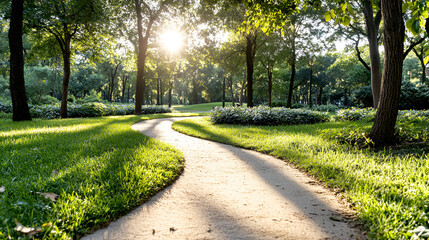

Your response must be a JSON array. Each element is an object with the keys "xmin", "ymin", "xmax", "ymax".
[
  {"xmin": 29, "ymin": 103, "xmax": 171, "ymax": 119},
  {"xmin": 0, "ymin": 100, "xmax": 12, "ymax": 113},
  {"xmin": 352, "ymin": 83, "xmax": 429, "ymax": 109},
  {"xmin": 210, "ymin": 106, "xmax": 329, "ymax": 125},
  {"xmin": 76, "ymin": 90, "xmax": 105, "ymax": 104},
  {"xmin": 39, "ymin": 95, "xmax": 60, "ymax": 105},
  {"xmin": 335, "ymin": 108, "xmax": 376, "ymax": 121}
]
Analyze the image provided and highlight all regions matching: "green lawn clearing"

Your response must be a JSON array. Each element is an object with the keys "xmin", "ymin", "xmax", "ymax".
[
  {"xmin": 0, "ymin": 113, "xmax": 197, "ymax": 239},
  {"xmin": 172, "ymin": 117, "xmax": 429, "ymax": 239}
]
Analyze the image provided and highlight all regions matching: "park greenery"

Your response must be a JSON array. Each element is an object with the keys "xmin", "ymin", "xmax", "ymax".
[
  {"xmin": 0, "ymin": 113, "xmax": 202, "ymax": 239},
  {"xmin": 1, "ymin": 0, "xmax": 429, "ymax": 239},
  {"xmin": 173, "ymin": 112, "xmax": 429, "ymax": 239}
]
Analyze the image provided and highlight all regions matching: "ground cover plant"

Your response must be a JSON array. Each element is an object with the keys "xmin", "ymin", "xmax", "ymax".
[
  {"xmin": 0, "ymin": 101, "xmax": 171, "ymax": 119},
  {"xmin": 172, "ymin": 117, "xmax": 429, "ymax": 239},
  {"xmin": 0, "ymin": 113, "xmax": 197, "ymax": 239},
  {"xmin": 210, "ymin": 106, "xmax": 329, "ymax": 125}
]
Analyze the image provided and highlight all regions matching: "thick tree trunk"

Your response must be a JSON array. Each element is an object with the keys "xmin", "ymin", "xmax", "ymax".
[
  {"xmin": 134, "ymin": 0, "xmax": 153, "ymax": 114},
  {"xmin": 267, "ymin": 66, "xmax": 272, "ymax": 107},
  {"xmin": 8, "ymin": 0, "xmax": 31, "ymax": 121},
  {"xmin": 363, "ymin": 0, "xmax": 382, "ymax": 108},
  {"xmin": 60, "ymin": 35, "xmax": 71, "ymax": 118},
  {"xmin": 245, "ymin": 34, "xmax": 257, "ymax": 108},
  {"xmin": 369, "ymin": 0, "xmax": 404, "ymax": 146}
]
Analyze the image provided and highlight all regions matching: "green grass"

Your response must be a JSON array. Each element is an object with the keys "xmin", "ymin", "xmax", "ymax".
[
  {"xmin": 172, "ymin": 117, "xmax": 429, "ymax": 239},
  {"xmin": 172, "ymin": 102, "xmax": 243, "ymax": 112},
  {"xmin": 0, "ymin": 113, "xmax": 198, "ymax": 239}
]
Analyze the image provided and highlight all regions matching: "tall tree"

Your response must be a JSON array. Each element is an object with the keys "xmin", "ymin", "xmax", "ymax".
[
  {"xmin": 369, "ymin": 0, "xmax": 404, "ymax": 145},
  {"xmin": 28, "ymin": 0, "xmax": 104, "ymax": 118},
  {"xmin": 8, "ymin": 0, "xmax": 32, "ymax": 121}
]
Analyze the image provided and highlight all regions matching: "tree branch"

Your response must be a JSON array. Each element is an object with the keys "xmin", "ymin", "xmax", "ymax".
[
  {"xmin": 355, "ymin": 38, "xmax": 370, "ymax": 71},
  {"xmin": 403, "ymin": 37, "xmax": 425, "ymax": 60}
]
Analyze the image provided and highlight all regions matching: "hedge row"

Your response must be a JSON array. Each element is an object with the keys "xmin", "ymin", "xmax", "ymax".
[
  {"xmin": 0, "ymin": 102, "xmax": 171, "ymax": 119},
  {"xmin": 210, "ymin": 106, "xmax": 329, "ymax": 125},
  {"xmin": 335, "ymin": 107, "xmax": 429, "ymax": 122}
]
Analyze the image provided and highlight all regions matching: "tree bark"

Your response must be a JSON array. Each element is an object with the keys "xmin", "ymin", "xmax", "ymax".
[
  {"xmin": 229, "ymin": 76, "xmax": 235, "ymax": 106},
  {"xmin": 287, "ymin": 41, "xmax": 296, "ymax": 108},
  {"xmin": 222, "ymin": 76, "xmax": 225, "ymax": 107},
  {"xmin": 309, "ymin": 66, "xmax": 313, "ymax": 107},
  {"xmin": 362, "ymin": 0, "xmax": 382, "ymax": 108},
  {"xmin": 240, "ymin": 72, "xmax": 246, "ymax": 106},
  {"xmin": 245, "ymin": 33, "xmax": 257, "ymax": 108},
  {"xmin": 60, "ymin": 33, "xmax": 72, "ymax": 118},
  {"xmin": 369, "ymin": 0, "xmax": 404, "ymax": 146},
  {"xmin": 8, "ymin": 0, "xmax": 32, "ymax": 121},
  {"xmin": 121, "ymin": 74, "xmax": 128, "ymax": 103},
  {"xmin": 413, "ymin": 47, "xmax": 426, "ymax": 83},
  {"xmin": 267, "ymin": 65, "xmax": 272, "ymax": 107},
  {"xmin": 134, "ymin": 0, "xmax": 154, "ymax": 114}
]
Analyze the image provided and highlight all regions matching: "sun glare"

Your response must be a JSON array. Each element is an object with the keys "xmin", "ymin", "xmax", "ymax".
[{"xmin": 160, "ymin": 30, "xmax": 184, "ymax": 55}]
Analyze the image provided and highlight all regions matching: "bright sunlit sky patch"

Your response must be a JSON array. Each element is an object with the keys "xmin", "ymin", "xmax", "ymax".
[{"xmin": 160, "ymin": 29, "xmax": 184, "ymax": 55}]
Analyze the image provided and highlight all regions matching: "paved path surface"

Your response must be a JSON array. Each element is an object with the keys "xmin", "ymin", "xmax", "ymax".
[{"xmin": 83, "ymin": 117, "xmax": 365, "ymax": 240}]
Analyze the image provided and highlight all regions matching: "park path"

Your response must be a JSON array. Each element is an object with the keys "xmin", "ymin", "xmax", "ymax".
[{"xmin": 83, "ymin": 117, "xmax": 365, "ymax": 240}]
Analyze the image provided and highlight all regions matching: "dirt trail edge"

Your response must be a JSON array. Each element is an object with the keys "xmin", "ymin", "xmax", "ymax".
[{"xmin": 83, "ymin": 117, "xmax": 365, "ymax": 240}]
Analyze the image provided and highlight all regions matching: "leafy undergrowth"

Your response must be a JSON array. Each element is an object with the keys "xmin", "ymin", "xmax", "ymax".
[
  {"xmin": 0, "ymin": 113, "xmax": 197, "ymax": 239},
  {"xmin": 172, "ymin": 117, "xmax": 429, "ymax": 239},
  {"xmin": 210, "ymin": 106, "xmax": 329, "ymax": 125}
]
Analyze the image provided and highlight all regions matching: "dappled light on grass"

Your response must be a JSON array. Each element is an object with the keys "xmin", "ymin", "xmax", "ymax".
[
  {"xmin": 172, "ymin": 117, "xmax": 429, "ymax": 239},
  {"xmin": 0, "ymin": 114, "xmax": 193, "ymax": 239}
]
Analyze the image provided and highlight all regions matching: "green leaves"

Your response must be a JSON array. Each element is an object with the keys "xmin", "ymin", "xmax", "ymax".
[{"xmin": 406, "ymin": 17, "xmax": 422, "ymax": 35}]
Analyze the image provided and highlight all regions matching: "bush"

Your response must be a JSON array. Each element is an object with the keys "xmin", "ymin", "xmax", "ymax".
[
  {"xmin": 0, "ymin": 100, "xmax": 12, "ymax": 113},
  {"xmin": 352, "ymin": 83, "xmax": 429, "ymax": 109},
  {"xmin": 76, "ymin": 90, "xmax": 105, "ymax": 104},
  {"xmin": 210, "ymin": 106, "xmax": 329, "ymax": 125},
  {"xmin": 39, "ymin": 95, "xmax": 60, "ymax": 105},
  {"xmin": 29, "ymin": 103, "xmax": 171, "ymax": 119},
  {"xmin": 335, "ymin": 108, "xmax": 376, "ymax": 121}
]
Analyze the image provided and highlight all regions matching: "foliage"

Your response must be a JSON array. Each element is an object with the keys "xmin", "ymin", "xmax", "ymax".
[
  {"xmin": 210, "ymin": 106, "xmax": 329, "ymax": 125},
  {"xmin": 28, "ymin": 103, "xmax": 172, "ymax": 119},
  {"xmin": 335, "ymin": 108, "xmax": 376, "ymax": 122},
  {"xmin": 0, "ymin": 114, "xmax": 186, "ymax": 239},
  {"xmin": 352, "ymin": 83, "xmax": 429, "ymax": 110},
  {"xmin": 172, "ymin": 117, "xmax": 429, "ymax": 239}
]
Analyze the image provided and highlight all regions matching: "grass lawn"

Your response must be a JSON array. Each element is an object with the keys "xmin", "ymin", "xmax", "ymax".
[
  {"xmin": 172, "ymin": 117, "xmax": 429, "ymax": 239},
  {"xmin": 0, "ymin": 113, "xmax": 197, "ymax": 239},
  {"xmin": 172, "ymin": 102, "xmax": 242, "ymax": 112}
]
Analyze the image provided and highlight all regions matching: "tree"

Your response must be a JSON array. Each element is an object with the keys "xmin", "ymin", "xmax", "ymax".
[
  {"xmin": 8, "ymin": 0, "xmax": 32, "ymax": 121},
  {"xmin": 368, "ymin": 0, "xmax": 404, "ymax": 145},
  {"xmin": 28, "ymin": 0, "xmax": 105, "ymax": 118}
]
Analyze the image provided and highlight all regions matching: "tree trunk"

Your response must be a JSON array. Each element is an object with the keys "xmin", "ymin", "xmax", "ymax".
[
  {"xmin": 363, "ymin": 0, "xmax": 382, "ymax": 108},
  {"xmin": 267, "ymin": 66, "xmax": 272, "ymax": 107},
  {"xmin": 245, "ymin": 33, "xmax": 257, "ymax": 108},
  {"xmin": 60, "ymin": 34, "xmax": 71, "ymax": 118},
  {"xmin": 8, "ymin": 0, "xmax": 31, "ymax": 121},
  {"xmin": 287, "ymin": 45, "xmax": 296, "ymax": 108},
  {"xmin": 168, "ymin": 79, "xmax": 172, "ymax": 107},
  {"xmin": 160, "ymin": 80, "xmax": 163, "ymax": 105},
  {"xmin": 240, "ymin": 72, "xmax": 246, "ymax": 106},
  {"xmin": 413, "ymin": 47, "xmax": 426, "ymax": 83},
  {"xmin": 157, "ymin": 78, "xmax": 160, "ymax": 105},
  {"xmin": 309, "ymin": 66, "xmax": 313, "ymax": 107},
  {"xmin": 222, "ymin": 76, "xmax": 225, "ymax": 107},
  {"xmin": 192, "ymin": 77, "xmax": 198, "ymax": 105},
  {"xmin": 121, "ymin": 74, "xmax": 128, "ymax": 103},
  {"xmin": 134, "ymin": 0, "xmax": 153, "ymax": 114},
  {"xmin": 229, "ymin": 76, "xmax": 234, "ymax": 106},
  {"xmin": 369, "ymin": 0, "xmax": 404, "ymax": 146}
]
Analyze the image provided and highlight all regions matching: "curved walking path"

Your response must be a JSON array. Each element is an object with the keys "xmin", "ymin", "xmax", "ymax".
[{"xmin": 83, "ymin": 117, "xmax": 365, "ymax": 240}]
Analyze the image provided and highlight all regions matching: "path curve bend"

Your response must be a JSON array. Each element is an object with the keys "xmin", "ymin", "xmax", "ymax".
[{"xmin": 83, "ymin": 117, "xmax": 364, "ymax": 240}]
